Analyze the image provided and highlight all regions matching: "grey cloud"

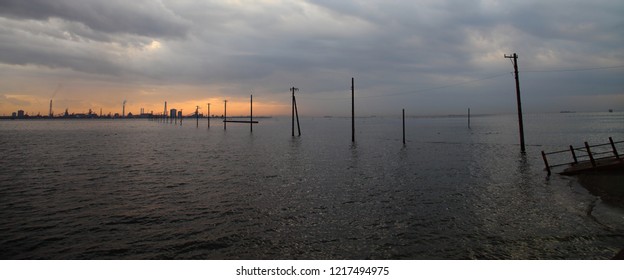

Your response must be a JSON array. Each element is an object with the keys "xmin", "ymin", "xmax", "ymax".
[
  {"xmin": 0, "ymin": 0, "xmax": 189, "ymax": 38},
  {"xmin": 0, "ymin": 17, "xmax": 136, "ymax": 75}
]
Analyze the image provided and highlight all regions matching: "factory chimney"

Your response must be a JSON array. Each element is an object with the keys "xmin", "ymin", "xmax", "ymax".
[{"xmin": 122, "ymin": 100, "xmax": 127, "ymax": 118}]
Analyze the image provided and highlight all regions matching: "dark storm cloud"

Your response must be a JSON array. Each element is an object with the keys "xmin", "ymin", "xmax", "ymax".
[
  {"xmin": 0, "ymin": 0, "xmax": 622, "ymax": 115},
  {"xmin": 0, "ymin": 0, "xmax": 188, "ymax": 38}
]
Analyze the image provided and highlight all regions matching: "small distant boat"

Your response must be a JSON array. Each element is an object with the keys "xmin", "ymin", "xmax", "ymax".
[{"xmin": 609, "ymin": 109, "xmax": 613, "ymax": 113}]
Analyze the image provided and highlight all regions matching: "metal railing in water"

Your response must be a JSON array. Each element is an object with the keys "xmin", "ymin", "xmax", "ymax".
[{"xmin": 541, "ymin": 137, "xmax": 622, "ymax": 175}]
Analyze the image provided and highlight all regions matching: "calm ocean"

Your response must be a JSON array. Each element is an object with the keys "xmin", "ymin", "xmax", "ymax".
[{"xmin": 1, "ymin": 112, "xmax": 623, "ymax": 259}]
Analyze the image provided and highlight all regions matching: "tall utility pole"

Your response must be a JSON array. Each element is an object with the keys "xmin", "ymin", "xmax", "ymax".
[
  {"xmin": 291, "ymin": 87, "xmax": 300, "ymax": 136},
  {"xmin": 505, "ymin": 53, "xmax": 526, "ymax": 153},
  {"xmin": 351, "ymin": 77, "xmax": 355, "ymax": 143},
  {"xmin": 224, "ymin": 100, "xmax": 227, "ymax": 130}
]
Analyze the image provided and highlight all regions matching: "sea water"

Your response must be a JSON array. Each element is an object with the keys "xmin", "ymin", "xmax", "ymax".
[{"xmin": 0, "ymin": 112, "xmax": 622, "ymax": 259}]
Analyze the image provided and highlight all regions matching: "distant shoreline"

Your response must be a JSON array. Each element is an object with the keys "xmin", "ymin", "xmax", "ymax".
[
  {"xmin": 1, "ymin": 110, "xmax": 620, "ymax": 120},
  {"xmin": 0, "ymin": 115, "xmax": 273, "ymax": 120}
]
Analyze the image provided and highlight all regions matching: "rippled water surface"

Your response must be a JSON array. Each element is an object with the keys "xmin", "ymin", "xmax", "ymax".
[{"xmin": 1, "ymin": 113, "xmax": 623, "ymax": 259}]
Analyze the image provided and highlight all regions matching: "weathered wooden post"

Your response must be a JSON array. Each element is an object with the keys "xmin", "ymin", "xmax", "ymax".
[
  {"xmin": 207, "ymin": 103, "xmax": 210, "ymax": 128},
  {"xmin": 196, "ymin": 105, "xmax": 199, "ymax": 128},
  {"xmin": 250, "ymin": 95, "xmax": 253, "ymax": 132}
]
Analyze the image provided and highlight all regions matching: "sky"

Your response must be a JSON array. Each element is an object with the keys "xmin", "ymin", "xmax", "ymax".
[{"xmin": 0, "ymin": 0, "xmax": 622, "ymax": 117}]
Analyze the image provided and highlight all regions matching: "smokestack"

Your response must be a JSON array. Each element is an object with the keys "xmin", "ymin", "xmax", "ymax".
[{"xmin": 122, "ymin": 100, "xmax": 127, "ymax": 118}]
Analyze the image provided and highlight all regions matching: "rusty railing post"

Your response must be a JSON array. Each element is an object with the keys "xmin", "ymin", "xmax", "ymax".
[
  {"xmin": 585, "ymin": 142, "xmax": 596, "ymax": 167},
  {"xmin": 609, "ymin": 137, "xmax": 620, "ymax": 160},
  {"xmin": 541, "ymin": 151, "xmax": 551, "ymax": 175},
  {"xmin": 569, "ymin": 145, "xmax": 578, "ymax": 164}
]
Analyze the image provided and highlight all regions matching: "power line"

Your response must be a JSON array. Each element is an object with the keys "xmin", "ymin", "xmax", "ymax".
[
  {"xmin": 298, "ymin": 72, "xmax": 508, "ymax": 100},
  {"xmin": 523, "ymin": 65, "xmax": 624, "ymax": 73},
  {"xmin": 376, "ymin": 73, "xmax": 508, "ymax": 98},
  {"xmin": 295, "ymin": 64, "xmax": 624, "ymax": 101}
]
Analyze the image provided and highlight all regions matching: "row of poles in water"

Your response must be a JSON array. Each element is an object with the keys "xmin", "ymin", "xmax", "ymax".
[{"xmin": 150, "ymin": 77, "xmax": 479, "ymax": 146}]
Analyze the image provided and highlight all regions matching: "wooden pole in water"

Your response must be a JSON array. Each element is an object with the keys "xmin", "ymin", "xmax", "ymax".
[
  {"xmin": 207, "ymin": 103, "xmax": 210, "ymax": 128},
  {"xmin": 468, "ymin": 108, "xmax": 471, "ymax": 129},
  {"xmin": 291, "ymin": 88, "xmax": 294, "ymax": 136},
  {"xmin": 351, "ymin": 77, "xmax": 355, "ymax": 143},
  {"xmin": 290, "ymin": 87, "xmax": 299, "ymax": 136},
  {"xmin": 224, "ymin": 100, "xmax": 227, "ymax": 130},
  {"xmin": 402, "ymin": 109, "xmax": 406, "ymax": 145},
  {"xmin": 294, "ymin": 93, "xmax": 301, "ymax": 136},
  {"xmin": 504, "ymin": 53, "xmax": 526, "ymax": 153},
  {"xmin": 196, "ymin": 105, "xmax": 199, "ymax": 128},
  {"xmin": 250, "ymin": 94, "xmax": 253, "ymax": 132}
]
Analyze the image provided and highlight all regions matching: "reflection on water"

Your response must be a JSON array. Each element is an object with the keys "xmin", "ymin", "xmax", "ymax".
[{"xmin": 0, "ymin": 113, "xmax": 623, "ymax": 259}]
